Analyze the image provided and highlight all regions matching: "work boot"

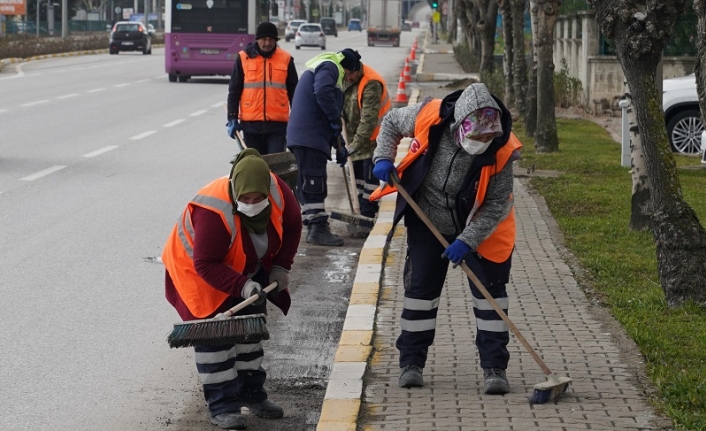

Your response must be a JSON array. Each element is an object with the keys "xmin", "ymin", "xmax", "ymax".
[
  {"xmin": 306, "ymin": 223, "xmax": 344, "ymax": 246},
  {"xmin": 210, "ymin": 412, "xmax": 246, "ymax": 429},
  {"xmin": 483, "ymin": 368, "xmax": 510, "ymax": 394},
  {"xmin": 398, "ymin": 364, "xmax": 424, "ymax": 388},
  {"xmin": 242, "ymin": 399, "xmax": 284, "ymax": 419}
]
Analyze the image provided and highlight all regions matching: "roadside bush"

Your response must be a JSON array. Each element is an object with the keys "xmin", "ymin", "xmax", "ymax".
[
  {"xmin": 453, "ymin": 42, "xmax": 479, "ymax": 73},
  {"xmin": 554, "ymin": 58, "xmax": 583, "ymax": 108},
  {"xmin": 0, "ymin": 33, "xmax": 164, "ymax": 60}
]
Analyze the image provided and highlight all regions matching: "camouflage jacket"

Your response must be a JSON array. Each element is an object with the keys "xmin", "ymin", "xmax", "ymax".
[{"xmin": 341, "ymin": 65, "xmax": 384, "ymax": 162}]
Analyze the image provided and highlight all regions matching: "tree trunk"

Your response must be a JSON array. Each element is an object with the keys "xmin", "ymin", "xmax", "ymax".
[
  {"xmin": 474, "ymin": 0, "xmax": 499, "ymax": 72},
  {"xmin": 694, "ymin": 1, "xmax": 706, "ymax": 129},
  {"xmin": 511, "ymin": 0, "xmax": 528, "ymax": 118},
  {"xmin": 592, "ymin": 0, "xmax": 706, "ymax": 307},
  {"xmin": 524, "ymin": 1, "xmax": 538, "ymax": 137},
  {"xmin": 533, "ymin": 0, "xmax": 559, "ymax": 152},
  {"xmin": 625, "ymin": 89, "xmax": 653, "ymax": 231},
  {"xmin": 447, "ymin": 0, "xmax": 458, "ymax": 43},
  {"xmin": 500, "ymin": 0, "xmax": 515, "ymax": 104}
]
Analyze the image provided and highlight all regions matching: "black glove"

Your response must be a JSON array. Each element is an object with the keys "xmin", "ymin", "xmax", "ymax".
[
  {"xmin": 330, "ymin": 119, "xmax": 342, "ymax": 136},
  {"xmin": 336, "ymin": 145, "xmax": 349, "ymax": 167}
]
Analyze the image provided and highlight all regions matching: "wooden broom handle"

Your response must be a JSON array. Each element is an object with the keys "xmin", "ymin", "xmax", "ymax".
[
  {"xmin": 389, "ymin": 173, "xmax": 554, "ymax": 377},
  {"xmin": 220, "ymin": 282, "xmax": 278, "ymax": 318}
]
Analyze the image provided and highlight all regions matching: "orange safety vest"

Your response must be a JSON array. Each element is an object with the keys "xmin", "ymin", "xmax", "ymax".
[
  {"xmin": 239, "ymin": 49, "xmax": 291, "ymax": 123},
  {"xmin": 162, "ymin": 174, "xmax": 285, "ymax": 318},
  {"xmin": 370, "ymin": 99, "xmax": 522, "ymax": 263},
  {"xmin": 357, "ymin": 64, "xmax": 391, "ymax": 141}
]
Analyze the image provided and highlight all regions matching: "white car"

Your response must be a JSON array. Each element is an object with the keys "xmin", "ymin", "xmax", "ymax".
[
  {"xmin": 663, "ymin": 74, "xmax": 703, "ymax": 154},
  {"xmin": 284, "ymin": 19, "xmax": 306, "ymax": 42},
  {"xmin": 295, "ymin": 23, "xmax": 326, "ymax": 50}
]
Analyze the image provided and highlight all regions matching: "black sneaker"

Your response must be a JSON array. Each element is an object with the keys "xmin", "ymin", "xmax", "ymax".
[
  {"xmin": 243, "ymin": 398, "xmax": 284, "ymax": 419},
  {"xmin": 398, "ymin": 364, "xmax": 424, "ymax": 388},
  {"xmin": 483, "ymin": 368, "xmax": 510, "ymax": 394},
  {"xmin": 210, "ymin": 412, "xmax": 246, "ymax": 429}
]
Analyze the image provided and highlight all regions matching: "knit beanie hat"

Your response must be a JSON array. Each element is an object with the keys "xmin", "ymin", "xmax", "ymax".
[
  {"xmin": 256, "ymin": 22, "xmax": 279, "ymax": 40},
  {"xmin": 339, "ymin": 48, "xmax": 361, "ymax": 71}
]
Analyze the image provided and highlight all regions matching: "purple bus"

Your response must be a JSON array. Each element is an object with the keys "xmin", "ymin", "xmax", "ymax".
[{"xmin": 165, "ymin": 0, "xmax": 268, "ymax": 82}]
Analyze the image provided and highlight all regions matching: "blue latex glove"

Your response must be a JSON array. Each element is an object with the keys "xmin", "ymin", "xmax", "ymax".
[
  {"xmin": 336, "ymin": 145, "xmax": 349, "ymax": 167},
  {"xmin": 373, "ymin": 159, "xmax": 395, "ymax": 183},
  {"xmin": 226, "ymin": 119, "xmax": 240, "ymax": 139},
  {"xmin": 442, "ymin": 239, "xmax": 471, "ymax": 265}
]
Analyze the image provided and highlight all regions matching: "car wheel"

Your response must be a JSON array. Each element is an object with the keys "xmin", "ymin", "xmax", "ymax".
[
  {"xmin": 667, "ymin": 109, "xmax": 703, "ymax": 154},
  {"xmin": 178, "ymin": 76, "xmax": 189, "ymax": 83},
  {"xmin": 168, "ymin": 74, "xmax": 177, "ymax": 83},
  {"xmin": 321, "ymin": 45, "xmax": 326, "ymax": 50},
  {"xmin": 296, "ymin": 45, "xmax": 300, "ymax": 50}
]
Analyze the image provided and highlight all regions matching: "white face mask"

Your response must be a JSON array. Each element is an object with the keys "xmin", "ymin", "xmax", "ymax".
[
  {"xmin": 459, "ymin": 137, "xmax": 492, "ymax": 155},
  {"xmin": 236, "ymin": 199, "xmax": 269, "ymax": 218}
]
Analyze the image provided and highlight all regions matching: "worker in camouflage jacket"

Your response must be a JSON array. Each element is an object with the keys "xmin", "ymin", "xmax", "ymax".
[{"xmin": 337, "ymin": 48, "xmax": 391, "ymax": 236}]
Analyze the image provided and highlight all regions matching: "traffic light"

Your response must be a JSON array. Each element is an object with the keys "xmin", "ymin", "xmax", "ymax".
[{"xmin": 431, "ymin": 0, "xmax": 438, "ymax": 8}]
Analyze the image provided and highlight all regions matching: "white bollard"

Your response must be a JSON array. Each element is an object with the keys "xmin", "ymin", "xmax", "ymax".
[{"xmin": 619, "ymin": 99, "xmax": 631, "ymax": 168}]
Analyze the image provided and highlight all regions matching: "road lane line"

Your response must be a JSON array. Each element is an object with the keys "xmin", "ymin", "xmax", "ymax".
[
  {"xmin": 114, "ymin": 83, "xmax": 130, "ymax": 88},
  {"xmin": 0, "ymin": 109, "xmax": 8, "ymax": 113},
  {"xmin": 57, "ymin": 93, "xmax": 79, "ymax": 99},
  {"xmin": 82, "ymin": 146, "xmax": 119, "ymax": 158},
  {"xmin": 136, "ymin": 79, "xmax": 150, "ymax": 83},
  {"xmin": 21, "ymin": 100, "xmax": 50, "ymax": 107},
  {"xmin": 190, "ymin": 110, "xmax": 207, "ymax": 117},
  {"xmin": 87, "ymin": 88, "xmax": 106, "ymax": 93},
  {"xmin": 129, "ymin": 131, "xmax": 157, "ymax": 140},
  {"xmin": 22, "ymin": 165, "xmax": 67, "ymax": 181},
  {"xmin": 163, "ymin": 119, "xmax": 185, "ymax": 128},
  {"xmin": 211, "ymin": 102, "xmax": 223, "ymax": 108}
]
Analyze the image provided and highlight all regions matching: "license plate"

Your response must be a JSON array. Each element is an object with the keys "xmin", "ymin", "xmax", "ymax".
[
  {"xmin": 200, "ymin": 49, "xmax": 219, "ymax": 55},
  {"xmin": 122, "ymin": 41, "xmax": 133, "ymax": 45}
]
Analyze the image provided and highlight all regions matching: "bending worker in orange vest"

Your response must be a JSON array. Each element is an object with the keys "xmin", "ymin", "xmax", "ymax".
[
  {"xmin": 226, "ymin": 22, "xmax": 299, "ymax": 154},
  {"xmin": 337, "ymin": 48, "xmax": 391, "ymax": 238},
  {"xmin": 370, "ymin": 83, "xmax": 522, "ymax": 394},
  {"xmin": 162, "ymin": 148, "xmax": 302, "ymax": 430}
]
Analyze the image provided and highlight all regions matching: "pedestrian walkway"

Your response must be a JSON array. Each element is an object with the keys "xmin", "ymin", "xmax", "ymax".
[{"xmin": 316, "ymin": 30, "xmax": 668, "ymax": 431}]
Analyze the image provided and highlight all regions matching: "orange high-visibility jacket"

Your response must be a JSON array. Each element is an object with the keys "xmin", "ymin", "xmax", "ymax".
[
  {"xmin": 162, "ymin": 174, "xmax": 285, "ymax": 318},
  {"xmin": 370, "ymin": 99, "xmax": 522, "ymax": 263},
  {"xmin": 239, "ymin": 49, "xmax": 292, "ymax": 122},
  {"xmin": 357, "ymin": 64, "xmax": 391, "ymax": 141}
]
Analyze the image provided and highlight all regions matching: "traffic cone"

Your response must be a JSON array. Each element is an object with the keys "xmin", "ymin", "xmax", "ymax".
[
  {"xmin": 409, "ymin": 45, "xmax": 416, "ymax": 61},
  {"xmin": 403, "ymin": 58, "xmax": 412, "ymax": 82},
  {"xmin": 394, "ymin": 70, "xmax": 408, "ymax": 104}
]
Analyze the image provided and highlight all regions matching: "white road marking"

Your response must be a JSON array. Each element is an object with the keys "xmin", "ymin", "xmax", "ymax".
[
  {"xmin": 21, "ymin": 100, "xmax": 49, "ymax": 107},
  {"xmin": 57, "ymin": 93, "xmax": 79, "ymax": 99},
  {"xmin": 190, "ymin": 110, "xmax": 207, "ymax": 117},
  {"xmin": 22, "ymin": 165, "xmax": 67, "ymax": 181},
  {"xmin": 163, "ymin": 119, "xmax": 185, "ymax": 128},
  {"xmin": 82, "ymin": 146, "xmax": 119, "ymax": 158},
  {"xmin": 129, "ymin": 131, "xmax": 157, "ymax": 140},
  {"xmin": 212, "ymin": 102, "xmax": 223, "ymax": 108},
  {"xmin": 114, "ymin": 83, "xmax": 130, "ymax": 88},
  {"xmin": 87, "ymin": 88, "xmax": 106, "ymax": 93},
  {"xmin": 0, "ymin": 109, "xmax": 8, "ymax": 113},
  {"xmin": 136, "ymin": 79, "xmax": 150, "ymax": 83}
]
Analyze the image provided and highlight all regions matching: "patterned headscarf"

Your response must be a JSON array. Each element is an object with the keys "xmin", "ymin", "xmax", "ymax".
[{"xmin": 455, "ymin": 107, "xmax": 503, "ymax": 142}]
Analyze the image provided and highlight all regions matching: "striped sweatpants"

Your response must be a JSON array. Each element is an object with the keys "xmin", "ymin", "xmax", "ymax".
[
  {"xmin": 396, "ymin": 212, "xmax": 511, "ymax": 370},
  {"xmin": 194, "ymin": 341, "xmax": 268, "ymax": 417}
]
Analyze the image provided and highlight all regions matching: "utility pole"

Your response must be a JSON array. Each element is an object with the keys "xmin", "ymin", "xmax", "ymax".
[{"xmin": 61, "ymin": 0, "xmax": 67, "ymax": 38}]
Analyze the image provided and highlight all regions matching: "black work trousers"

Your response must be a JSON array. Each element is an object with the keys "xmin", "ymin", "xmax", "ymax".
[
  {"xmin": 290, "ymin": 146, "xmax": 329, "ymax": 226},
  {"xmin": 242, "ymin": 131, "xmax": 287, "ymax": 155},
  {"xmin": 396, "ymin": 211, "xmax": 511, "ymax": 370}
]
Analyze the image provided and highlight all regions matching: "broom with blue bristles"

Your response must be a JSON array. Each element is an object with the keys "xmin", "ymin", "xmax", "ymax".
[{"xmin": 390, "ymin": 173, "xmax": 571, "ymax": 404}]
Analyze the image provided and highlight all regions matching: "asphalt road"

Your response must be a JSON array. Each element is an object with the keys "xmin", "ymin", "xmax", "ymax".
[{"xmin": 0, "ymin": 29, "xmax": 420, "ymax": 430}]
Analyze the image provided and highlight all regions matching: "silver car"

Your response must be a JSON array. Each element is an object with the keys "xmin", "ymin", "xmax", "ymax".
[
  {"xmin": 295, "ymin": 23, "xmax": 326, "ymax": 50},
  {"xmin": 285, "ymin": 19, "xmax": 306, "ymax": 42}
]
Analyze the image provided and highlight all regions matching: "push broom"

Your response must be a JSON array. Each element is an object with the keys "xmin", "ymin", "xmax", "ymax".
[
  {"xmin": 389, "ymin": 173, "xmax": 572, "ymax": 404},
  {"xmin": 167, "ymin": 282, "xmax": 278, "ymax": 348}
]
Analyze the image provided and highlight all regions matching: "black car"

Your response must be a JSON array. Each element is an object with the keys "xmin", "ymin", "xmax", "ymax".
[
  {"xmin": 109, "ymin": 21, "xmax": 152, "ymax": 55},
  {"xmin": 319, "ymin": 18, "xmax": 338, "ymax": 37}
]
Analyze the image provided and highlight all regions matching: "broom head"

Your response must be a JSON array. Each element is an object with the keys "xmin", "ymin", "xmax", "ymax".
[
  {"xmin": 528, "ymin": 374, "xmax": 572, "ymax": 404},
  {"xmin": 330, "ymin": 211, "xmax": 375, "ymax": 228},
  {"xmin": 168, "ymin": 313, "xmax": 269, "ymax": 348}
]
